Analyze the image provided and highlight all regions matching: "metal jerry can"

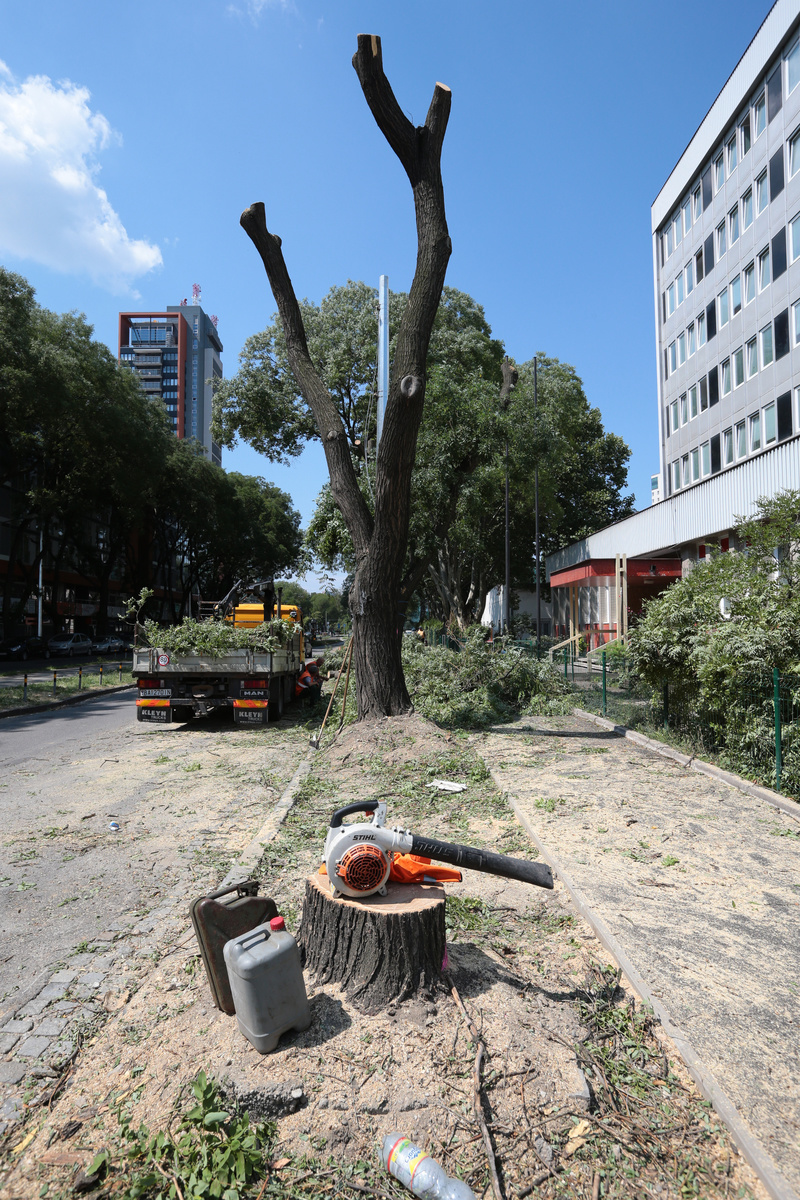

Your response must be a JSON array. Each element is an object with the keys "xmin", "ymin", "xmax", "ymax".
[
  {"xmin": 223, "ymin": 917, "xmax": 312, "ymax": 1054},
  {"xmin": 189, "ymin": 880, "xmax": 278, "ymax": 1015}
]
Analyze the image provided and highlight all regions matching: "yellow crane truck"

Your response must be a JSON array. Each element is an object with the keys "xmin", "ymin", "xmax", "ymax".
[{"xmin": 132, "ymin": 579, "xmax": 305, "ymax": 727}]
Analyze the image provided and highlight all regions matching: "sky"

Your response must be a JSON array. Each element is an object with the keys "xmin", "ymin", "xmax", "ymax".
[{"xmin": 0, "ymin": 0, "xmax": 776, "ymax": 586}]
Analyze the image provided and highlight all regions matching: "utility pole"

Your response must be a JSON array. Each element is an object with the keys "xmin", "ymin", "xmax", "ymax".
[
  {"xmin": 499, "ymin": 357, "xmax": 518, "ymax": 634},
  {"xmin": 37, "ymin": 527, "xmax": 43, "ymax": 638},
  {"xmin": 376, "ymin": 275, "xmax": 389, "ymax": 447},
  {"xmin": 534, "ymin": 356, "xmax": 541, "ymax": 656}
]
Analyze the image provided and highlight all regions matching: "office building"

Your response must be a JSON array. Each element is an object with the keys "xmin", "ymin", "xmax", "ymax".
[
  {"xmin": 118, "ymin": 299, "xmax": 223, "ymax": 466},
  {"xmin": 546, "ymin": 0, "xmax": 800, "ymax": 648}
]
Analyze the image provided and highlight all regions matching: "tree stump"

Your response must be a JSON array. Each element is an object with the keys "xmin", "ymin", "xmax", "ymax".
[{"xmin": 299, "ymin": 874, "xmax": 446, "ymax": 1013}]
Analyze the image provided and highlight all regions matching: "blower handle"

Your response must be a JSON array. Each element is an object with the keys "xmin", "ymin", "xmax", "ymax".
[
  {"xmin": 410, "ymin": 835, "xmax": 554, "ymax": 890},
  {"xmin": 330, "ymin": 801, "xmax": 380, "ymax": 829}
]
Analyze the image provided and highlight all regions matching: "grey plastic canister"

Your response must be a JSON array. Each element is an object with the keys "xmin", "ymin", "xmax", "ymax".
[{"xmin": 223, "ymin": 917, "xmax": 312, "ymax": 1053}]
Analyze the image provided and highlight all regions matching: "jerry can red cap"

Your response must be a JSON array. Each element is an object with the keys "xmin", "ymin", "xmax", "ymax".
[{"xmin": 270, "ymin": 916, "xmax": 286, "ymax": 932}]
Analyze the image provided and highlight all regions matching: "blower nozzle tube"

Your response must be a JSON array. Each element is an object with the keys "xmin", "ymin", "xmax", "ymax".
[{"xmin": 410, "ymin": 835, "xmax": 553, "ymax": 890}]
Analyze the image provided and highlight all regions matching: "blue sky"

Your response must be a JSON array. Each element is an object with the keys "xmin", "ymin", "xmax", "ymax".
[{"xmin": 0, "ymin": 0, "xmax": 775, "ymax": 582}]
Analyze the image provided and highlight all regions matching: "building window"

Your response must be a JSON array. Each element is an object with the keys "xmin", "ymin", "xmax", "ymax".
[
  {"xmin": 736, "ymin": 420, "xmax": 747, "ymax": 457},
  {"xmin": 768, "ymin": 64, "xmax": 782, "ymax": 123},
  {"xmin": 677, "ymin": 271, "xmax": 684, "ymax": 306},
  {"xmin": 701, "ymin": 441, "xmax": 711, "ymax": 475},
  {"xmin": 775, "ymin": 308, "xmax": 790, "ymax": 359},
  {"xmin": 750, "ymin": 412, "xmax": 762, "ymax": 451},
  {"xmin": 689, "ymin": 384, "xmax": 698, "ymax": 418},
  {"xmin": 680, "ymin": 393, "xmax": 688, "ymax": 425},
  {"xmin": 778, "ymin": 391, "xmax": 793, "ymax": 441},
  {"xmin": 721, "ymin": 358, "xmax": 732, "ymax": 396},
  {"xmin": 708, "ymin": 365, "xmax": 719, "ymax": 405},
  {"xmin": 726, "ymin": 135, "xmax": 737, "ymax": 175},
  {"xmin": 742, "ymin": 188, "xmax": 753, "ymax": 229},
  {"xmin": 761, "ymin": 323, "xmax": 773, "ymax": 367},
  {"xmin": 770, "ymin": 146, "xmax": 785, "ymax": 199},
  {"xmin": 672, "ymin": 460, "xmax": 680, "ymax": 491},
  {"xmin": 758, "ymin": 246, "xmax": 770, "ymax": 289},
  {"xmin": 744, "ymin": 261, "xmax": 755, "ymax": 304},
  {"xmin": 698, "ymin": 310, "xmax": 706, "ymax": 346},
  {"xmin": 665, "ymin": 406, "xmax": 671, "ymax": 437},
  {"xmin": 718, "ymin": 287, "xmax": 729, "ymax": 327},
  {"xmin": 685, "ymin": 260, "xmax": 693, "ymax": 295},
  {"xmin": 791, "ymin": 213, "xmax": 800, "ymax": 261},
  {"xmin": 666, "ymin": 222, "xmax": 674, "ymax": 258},
  {"xmin": 695, "ymin": 248, "xmax": 704, "ymax": 283},
  {"xmin": 674, "ymin": 212, "xmax": 682, "ymax": 248},
  {"xmin": 793, "ymin": 299, "xmax": 800, "ymax": 345},
  {"xmin": 693, "ymin": 185, "xmax": 702, "ymax": 221},
  {"xmin": 755, "ymin": 92, "xmax": 766, "ymax": 138},
  {"xmin": 688, "ymin": 322, "xmax": 696, "ymax": 356},
  {"xmin": 707, "ymin": 299, "xmax": 717, "ymax": 339},
  {"xmin": 680, "ymin": 455, "xmax": 689, "ymax": 486},
  {"xmin": 714, "ymin": 153, "xmax": 724, "ymax": 191},
  {"xmin": 731, "ymin": 274, "xmax": 741, "ymax": 316},
  {"xmin": 788, "ymin": 38, "xmax": 800, "ymax": 93},
  {"xmin": 691, "ymin": 447, "xmax": 700, "ymax": 480},
  {"xmin": 671, "ymin": 399, "xmax": 679, "ymax": 432},
  {"xmin": 747, "ymin": 336, "xmax": 758, "ymax": 377},
  {"xmin": 764, "ymin": 402, "xmax": 777, "ymax": 445},
  {"xmin": 667, "ymin": 282, "xmax": 675, "ymax": 315},
  {"xmin": 741, "ymin": 113, "xmax": 752, "ymax": 156},
  {"xmin": 729, "ymin": 205, "xmax": 739, "ymax": 245},
  {"xmin": 723, "ymin": 428, "xmax": 733, "ymax": 466},
  {"xmin": 716, "ymin": 221, "xmax": 726, "ymax": 258},
  {"xmin": 757, "ymin": 170, "xmax": 768, "ymax": 214},
  {"xmin": 683, "ymin": 198, "xmax": 692, "ymax": 235},
  {"xmin": 678, "ymin": 332, "xmax": 686, "ymax": 365},
  {"xmin": 700, "ymin": 377, "xmax": 708, "ymax": 410},
  {"xmin": 669, "ymin": 341, "xmax": 677, "ymax": 372},
  {"xmin": 733, "ymin": 347, "xmax": 744, "ymax": 388},
  {"xmin": 773, "ymin": 227, "xmax": 787, "ymax": 279},
  {"xmin": 790, "ymin": 128, "xmax": 800, "ymax": 178}
]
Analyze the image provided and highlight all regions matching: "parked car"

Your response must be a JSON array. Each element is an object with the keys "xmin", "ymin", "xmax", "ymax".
[
  {"xmin": 0, "ymin": 634, "xmax": 50, "ymax": 661},
  {"xmin": 92, "ymin": 635, "xmax": 125, "ymax": 654},
  {"xmin": 47, "ymin": 633, "xmax": 93, "ymax": 657}
]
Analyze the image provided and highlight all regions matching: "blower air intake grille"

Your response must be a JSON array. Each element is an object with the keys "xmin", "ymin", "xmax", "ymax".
[{"xmin": 336, "ymin": 844, "xmax": 387, "ymax": 892}]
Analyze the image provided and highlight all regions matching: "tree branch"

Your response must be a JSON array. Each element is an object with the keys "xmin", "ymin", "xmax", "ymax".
[{"xmin": 240, "ymin": 203, "xmax": 373, "ymax": 560}]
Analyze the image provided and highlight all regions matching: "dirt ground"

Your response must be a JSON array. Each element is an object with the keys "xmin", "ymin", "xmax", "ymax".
[{"xmin": 0, "ymin": 712, "xmax": 768, "ymax": 1200}]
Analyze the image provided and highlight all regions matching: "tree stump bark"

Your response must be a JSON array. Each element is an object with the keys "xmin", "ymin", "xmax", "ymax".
[{"xmin": 299, "ymin": 874, "xmax": 446, "ymax": 1013}]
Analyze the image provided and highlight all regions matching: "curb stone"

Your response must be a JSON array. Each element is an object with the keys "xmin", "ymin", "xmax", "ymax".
[
  {"xmin": 0, "ymin": 683, "xmax": 135, "ymax": 722},
  {"xmin": 571, "ymin": 707, "xmax": 800, "ymax": 820},
  {"xmin": 218, "ymin": 755, "xmax": 314, "ymax": 888},
  {"xmin": 490, "ymin": 760, "xmax": 800, "ymax": 1200}
]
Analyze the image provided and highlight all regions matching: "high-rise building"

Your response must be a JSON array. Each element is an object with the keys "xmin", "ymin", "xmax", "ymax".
[
  {"xmin": 653, "ymin": 0, "xmax": 800, "ymax": 496},
  {"xmin": 118, "ymin": 299, "xmax": 223, "ymax": 466},
  {"xmin": 545, "ymin": 0, "xmax": 800, "ymax": 647}
]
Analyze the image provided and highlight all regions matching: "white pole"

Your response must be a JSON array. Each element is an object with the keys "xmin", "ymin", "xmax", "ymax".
[{"xmin": 376, "ymin": 275, "xmax": 389, "ymax": 446}]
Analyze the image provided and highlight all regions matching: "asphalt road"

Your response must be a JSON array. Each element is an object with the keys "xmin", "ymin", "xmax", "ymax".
[{"xmin": 0, "ymin": 690, "xmax": 134, "ymax": 767}]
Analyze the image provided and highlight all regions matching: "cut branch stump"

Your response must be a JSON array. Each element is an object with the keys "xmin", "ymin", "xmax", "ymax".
[{"xmin": 299, "ymin": 873, "xmax": 445, "ymax": 1013}]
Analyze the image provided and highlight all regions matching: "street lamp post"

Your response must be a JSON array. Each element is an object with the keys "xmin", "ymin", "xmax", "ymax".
[{"xmin": 534, "ymin": 356, "xmax": 541, "ymax": 657}]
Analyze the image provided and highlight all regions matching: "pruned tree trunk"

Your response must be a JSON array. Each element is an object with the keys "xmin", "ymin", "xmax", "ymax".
[
  {"xmin": 299, "ymin": 874, "xmax": 445, "ymax": 1013},
  {"xmin": 240, "ymin": 34, "xmax": 451, "ymax": 719}
]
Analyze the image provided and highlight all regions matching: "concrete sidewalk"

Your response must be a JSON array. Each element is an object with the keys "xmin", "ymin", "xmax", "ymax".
[{"xmin": 481, "ymin": 713, "xmax": 800, "ymax": 1200}]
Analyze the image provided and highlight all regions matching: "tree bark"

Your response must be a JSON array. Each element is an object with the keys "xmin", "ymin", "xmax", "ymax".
[
  {"xmin": 240, "ymin": 34, "xmax": 451, "ymax": 719},
  {"xmin": 299, "ymin": 873, "xmax": 445, "ymax": 1014}
]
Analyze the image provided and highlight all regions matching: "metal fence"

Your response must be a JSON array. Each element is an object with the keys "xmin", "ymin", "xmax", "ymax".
[{"xmin": 563, "ymin": 647, "xmax": 800, "ymax": 800}]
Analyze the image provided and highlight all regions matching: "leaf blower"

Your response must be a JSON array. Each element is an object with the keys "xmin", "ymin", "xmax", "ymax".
[{"xmin": 323, "ymin": 800, "xmax": 553, "ymax": 899}]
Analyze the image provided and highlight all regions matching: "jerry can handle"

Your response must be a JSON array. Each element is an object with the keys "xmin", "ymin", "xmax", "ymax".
[{"xmin": 204, "ymin": 879, "xmax": 259, "ymax": 902}]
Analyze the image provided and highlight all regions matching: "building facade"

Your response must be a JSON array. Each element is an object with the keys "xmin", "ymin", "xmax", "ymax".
[
  {"xmin": 654, "ymin": 0, "xmax": 800, "ymax": 500},
  {"xmin": 547, "ymin": 0, "xmax": 800, "ymax": 648},
  {"xmin": 118, "ymin": 303, "xmax": 223, "ymax": 466}
]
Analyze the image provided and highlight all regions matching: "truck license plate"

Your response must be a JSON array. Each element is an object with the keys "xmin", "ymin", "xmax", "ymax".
[{"xmin": 139, "ymin": 688, "xmax": 171, "ymax": 697}]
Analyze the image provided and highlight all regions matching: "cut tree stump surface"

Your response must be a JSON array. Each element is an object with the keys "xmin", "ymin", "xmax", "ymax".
[{"xmin": 299, "ymin": 873, "xmax": 446, "ymax": 1013}]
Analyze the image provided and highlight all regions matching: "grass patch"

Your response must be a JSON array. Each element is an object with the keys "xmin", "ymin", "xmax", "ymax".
[{"xmin": 0, "ymin": 667, "xmax": 134, "ymax": 710}]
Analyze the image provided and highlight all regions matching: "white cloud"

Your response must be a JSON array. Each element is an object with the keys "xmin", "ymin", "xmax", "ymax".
[
  {"xmin": 0, "ymin": 63, "xmax": 162, "ymax": 293},
  {"xmin": 227, "ymin": 0, "xmax": 296, "ymax": 23}
]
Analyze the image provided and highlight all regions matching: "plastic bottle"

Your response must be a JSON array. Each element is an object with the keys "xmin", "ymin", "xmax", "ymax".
[
  {"xmin": 223, "ymin": 915, "xmax": 311, "ymax": 1053},
  {"xmin": 381, "ymin": 1133, "xmax": 476, "ymax": 1199}
]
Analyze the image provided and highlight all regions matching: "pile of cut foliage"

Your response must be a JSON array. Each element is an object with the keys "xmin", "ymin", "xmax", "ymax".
[{"xmin": 140, "ymin": 617, "xmax": 300, "ymax": 657}]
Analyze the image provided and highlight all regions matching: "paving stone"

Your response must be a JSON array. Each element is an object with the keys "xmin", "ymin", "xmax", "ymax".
[
  {"xmin": 48, "ymin": 1039, "xmax": 75, "ymax": 1061},
  {"xmin": 35, "ymin": 1018, "xmax": 68, "ymax": 1037},
  {"xmin": 78, "ymin": 972, "xmax": 107, "ymax": 987},
  {"xmin": 0, "ymin": 1094, "xmax": 24, "ymax": 1120},
  {"xmin": 16, "ymin": 1035, "xmax": 52, "ymax": 1057},
  {"xmin": 1, "ymin": 1018, "xmax": 33, "ymax": 1034},
  {"xmin": 92, "ymin": 931, "xmax": 117, "ymax": 941},
  {"xmin": 50, "ymin": 1001, "xmax": 79, "ymax": 1013},
  {"xmin": 49, "ymin": 969, "xmax": 78, "ymax": 984},
  {"xmin": 0, "ymin": 1033, "xmax": 19, "ymax": 1053},
  {"xmin": 68, "ymin": 953, "xmax": 94, "ymax": 969},
  {"xmin": 0, "ymin": 1063, "xmax": 27, "ymax": 1084},
  {"xmin": 18, "ymin": 982, "xmax": 67, "ymax": 1016},
  {"xmin": 87, "ymin": 955, "xmax": 116, "ymax": 971}
]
